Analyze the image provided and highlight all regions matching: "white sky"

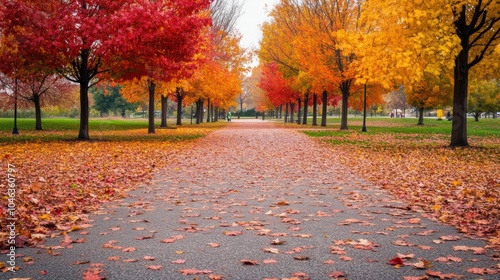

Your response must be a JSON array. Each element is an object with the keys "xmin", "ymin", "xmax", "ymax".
[{"xmin": 235, "ymin": 0, "xmax": 280, "ymax": 69}]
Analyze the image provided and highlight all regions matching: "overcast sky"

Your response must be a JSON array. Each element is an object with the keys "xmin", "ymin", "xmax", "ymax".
[{"xmin": 235, "ymin": 0, "xmax": 280, "ymax": 68}]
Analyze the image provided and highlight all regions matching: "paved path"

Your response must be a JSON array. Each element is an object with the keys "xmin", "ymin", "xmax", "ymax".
[{"xmin": 2, "ymin": 120, "xmax": 499, "ymax": 279}]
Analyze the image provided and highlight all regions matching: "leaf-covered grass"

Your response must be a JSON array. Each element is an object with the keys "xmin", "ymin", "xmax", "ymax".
[
  {"xmin": 298, "ymin": 117, "xmax": 500, "ymax": 243},
  {"xmin": 0, "ymin": 118, "xmax": 226, "ymax": 247},
  {"xmin": 0, "ymin": 118, "xmax": 227, "ymax": 143}
]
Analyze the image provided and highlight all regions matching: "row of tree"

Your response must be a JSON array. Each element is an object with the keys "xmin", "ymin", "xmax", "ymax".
[
  {"xmin": 254, "ymin": 0, "xmax": 499, "ymax": 147},
  {"xmin": 0, "ymin": 0, "xmax": 248, "ymax": 139}
]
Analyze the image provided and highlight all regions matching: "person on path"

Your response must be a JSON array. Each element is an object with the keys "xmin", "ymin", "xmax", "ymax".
[{"xmin": 227, "ymin": 111, "xmax": 232, "ymax": 122}]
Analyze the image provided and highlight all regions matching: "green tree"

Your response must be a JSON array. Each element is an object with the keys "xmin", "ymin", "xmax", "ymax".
[
  {"xmin": 468, "ymin": 79, "xmax": 500, "ymax": 121},
  {"xmin": 92, "ymin": 85, "xmax": 139, "ymax": 117}
]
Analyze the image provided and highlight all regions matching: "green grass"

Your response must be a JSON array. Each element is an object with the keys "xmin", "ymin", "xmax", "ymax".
[
  {"xmin": 282, "ymin": 116, "xmax": 500, "ymax": 148},
  {"xmin": 0, "ymin": 118, "xmax": 226, "ymax": 143}
]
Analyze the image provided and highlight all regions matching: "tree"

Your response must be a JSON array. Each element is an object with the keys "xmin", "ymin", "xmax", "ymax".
[
  {"xmin": 0, "ymin": 0, "xmax": 211, "ymax": 139},
  {"xmin": 468, "ymin": 79, "xmax": 500, "ymax": 121},
  {"xmin": 92, "ymin": 84, "xmax": 139, "ymax": 117},
  {"xmin": 360, "ymin": 0, "xmax": 500, "ymax": 146},
  {"xmin": 406, "ymin": 73, "xmax": 453, "ymax": 125}
]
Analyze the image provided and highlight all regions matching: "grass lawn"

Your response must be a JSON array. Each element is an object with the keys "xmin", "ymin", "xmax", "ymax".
[{"xmin": 0, "ymin": 117, "xmax": 226, "ymax": 143}]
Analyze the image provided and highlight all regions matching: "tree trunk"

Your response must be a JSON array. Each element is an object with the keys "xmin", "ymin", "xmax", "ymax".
[
  {"xmin": 303, "ymin": 92, "xmax": 309, "ymax": 125},
  {"xmin": 417, "ymin": 107, "xmax": 425, "ymax": 125},
  {"xmin": 321, "ymin": 89, "xmax": 327, "ymax": 127},
  {"xmin": 312, "ymin": 93, "xmax": 317, "ymax": 126},
  {"xmin": 33, "ymin": 93, "xmax": 43, "ymax": 130},
  {"xmin": 450, "ymin": 48, "xmax": 469, "ymax": 146},
  {"xmin": 196, "ymin": 99, "xmax": 202, "ymax": 124},
  {"xmin": 297, "ymin": 98, "xmax": 302, "ymax": 124},
  {"xmin": 148, "ymin": 79, "xmax": 156, "ymax": 134},
  {"xmin": 161, "ymin": 95, "xmax": 168, "ymax": 127},
  {"xmin": 474, "ymin": 113, "xmax": 480, "ymax": 122},
  {"xmin": 284, "ymin": 103, "xmax": 289, "ymax": 123},
  {"xmin": 290, "ymin": 102, "xmax": 295, "ymax": 123},
  {"xmin": 78, "ymin": 50, "xmax": 91, "ymax": 140},
  {"xmin": 340, "ymin": 80, "xmax": 351, "ymax": 130},
  {"xmin": 206, "ymin": 98, "xmax": 211, "ymax": 123},
  {"xmin": 176, "ymin": 90, "xmax": 183, "ymax": 126}
]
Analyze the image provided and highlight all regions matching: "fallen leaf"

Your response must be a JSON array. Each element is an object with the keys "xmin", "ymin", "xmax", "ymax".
[
  {"xmin": 329, "ymin": 271, "xmax": 346, "ymax": 278},
  {"xmin": 180, "ymin": 268, "xmax": 213, "ymax": 275},
  {"xmin": 223, "ymin": 231, "xmax": 243, "ymax": 236},
  {"xmin": 73, "ymin": 260, "xmax": 91, "ymax": 265},
  {"xmin": 146, "ymin": 265, "xmax": 163, "ymax": 270},
  {"xmin": 426, "ymin": 270, "xmax": 463, "ymax": 279},
  {"xmin": 388, "ymin": 257, "xmax": 404, "ymax": 266},
  {"xmin": 240, "ymin": 259, "xmax": 258, "ymax": 265},
  {"xmin": 122, "ymin": 247, "xmax": 136, "ymax": 252}
]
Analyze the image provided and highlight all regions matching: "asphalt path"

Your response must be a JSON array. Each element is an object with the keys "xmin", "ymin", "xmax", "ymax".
[{"xmin": 2, "ymin": 119, "xmax": 498, "ymax": 279}]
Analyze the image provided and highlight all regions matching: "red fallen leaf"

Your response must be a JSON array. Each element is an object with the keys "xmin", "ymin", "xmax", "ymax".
[
  {"xmin": 292, "ymin": 272, "xmax": 308, "ymax": 277},
  {"xmin": 171, "ymin": 259, "xmax": 186, "ymax": 264},
  {"xmin": 122, "ymin": 247, "xmax": 136, "ymax": 252},
  {"xmin": 161, "ymin": 238, "xmax": 177, "ymax": 243},
  {"xmin": 397, "ymin": 253, "xmax": 415, "ymax": 259},
  {"xmin": 467, "ymin": 268, "xmax": 486, "ymax": 275},
  {"xmin": 147, "ymin": 265, "xmax": 163, "ymax": 270},
  {"xmin": 426, "ymin": 270, "xmax": 463, "ymax": 279},
  {"xmin": 324, "ymin": 260, "xmax": 336, "ymax": 264},
  {"xmin": 61, "ymin": 234, "xmax": 73, "ymax": 247},
  {"xmin": 110, "ymin": 227, "xmax": 121, "ymax": 231},
  {"xmin": 339, "ymin": 256, "xmax": 352, "ymax": 261},
  {"xmin": 271, "ymin": 238, "xmax": 286, "ymax": 245},
  {"xmin": 80, "ymin": 232, "xmax": 90, "ymax": 235},
  {"xmin": 41, "ymin": 270, "xmax": 48, "ymax": 275},
  {"xmin": 416, "ymin": 230, "xmax": 435, "ymax": 236},
  {"xmin": 453, "ymin": 246, "xmax": 486, "ymax": 254},
  {"xmin": 223, "ymin": 231, "xmax": 243, "ymax": 236},
  {"xmin": 73, "ymin": 238, "xmax": 87, "ymax": 243},
  {"xmin": 73, "ymin": 260, "xmax": 91, "ymax": 265},
  {"xmin": 207, "ymin": 242, "xmax": 220, "ymax": 247},
  {"xmin": 294, "ymin": 256, "xmax": 310, "ymax": 260},
  {"xmin": 403, "ymin": 276, "xmax": 428, "ymax": 280},
  {"xmin": 180, "ymin": 268, "xmax": 213, "ymax": 275},
  {"xmin": 136, "ymin": 235, "xmax": 154, "ymax": 240},
  {"xmin": 263, "ymin": 259, "xmax": 277, "ymax": 264},
  {"xmin": 143, "ymin": 256, "xmax": 155, "ymax": 261},
  {"xmin": 435, "ymin": 256, "xmax": 462, "ymax": 263},
  {"xmin": 440, "ymin": 235, "xmax": 460, "ymax": 241},
  {"xmin": 409, "ymin": 218, "xmax": 421, "ymax": 224},
  {"xmin": 329, "ymin": 271, "xmax": 346, "ymax": 278},
  {"xmin": 122, "ymin": 259, "xmax": 138, "ymax": 263},
  {"xmin": 388, "ymin": 257, "xmax": 404, "ymax": 266},
  {"xmin": 240, "ymin": 259, "xmax": 258, "ymax": 265},
  {"xmin": 208, "ymin": 274, "xmax": 224, "ymax": 280},
  {"xmin": 83, "ymin": 267, "xmax": 105, "ymax": 280},
  {"xmin": 107, "ymin": 256, "xmax": 120, "ymax": 261}
]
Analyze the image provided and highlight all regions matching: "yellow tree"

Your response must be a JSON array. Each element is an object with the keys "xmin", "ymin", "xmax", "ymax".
[{"xmin": 361, "ymin": 0, "xmax": 500, "ymax": 146}]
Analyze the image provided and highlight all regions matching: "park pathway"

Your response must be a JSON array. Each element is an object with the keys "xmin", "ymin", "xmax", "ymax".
[{"xmin": 3, "ymin": 120, "xmax": 499, "ymax": 279}]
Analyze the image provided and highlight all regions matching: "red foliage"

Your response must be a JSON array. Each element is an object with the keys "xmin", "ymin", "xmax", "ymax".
[{"xmin": 258, "ymin": 63, "xmax": 299, "ymax": 107}]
